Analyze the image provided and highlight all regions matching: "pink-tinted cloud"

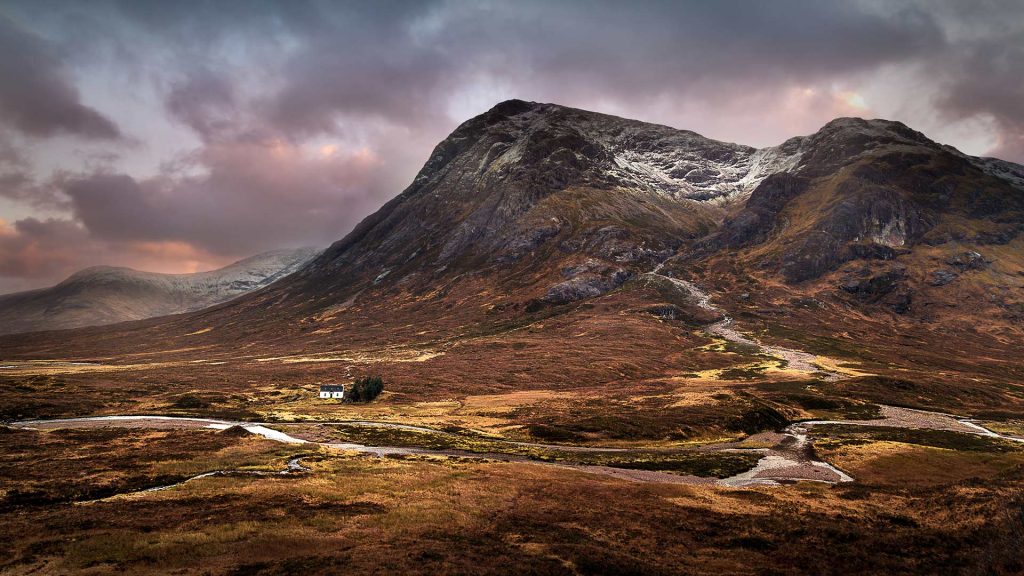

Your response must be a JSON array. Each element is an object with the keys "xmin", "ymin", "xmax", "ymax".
[
  {"xmin": 0, "ymin": 216, "xmax": 234, "ymax": 293},
  {"xmin": 62, "ymin": 133, "xmax": 397, "ymax": 255}
]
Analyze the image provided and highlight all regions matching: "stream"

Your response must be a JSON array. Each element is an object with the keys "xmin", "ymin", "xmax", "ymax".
[
  {"xmin": 643, "ymin": 271, "xmax": 840, "ymax": 379},
  {"xmin": 73, "ymin": 456, "xmax": 311, "ymax": 503},
  {"xmin": 12, "ymin": 407, "xmax": 1022, "ymax": 489},
  {"xmin": 139, "ymin": 456, "xmax": 310, "ymax": 494}
]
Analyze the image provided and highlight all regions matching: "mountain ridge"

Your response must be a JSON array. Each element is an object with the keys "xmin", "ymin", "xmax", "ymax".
[{"xmin": 282, "ymin": 101, "xmax": 1023, "ymax": 315}]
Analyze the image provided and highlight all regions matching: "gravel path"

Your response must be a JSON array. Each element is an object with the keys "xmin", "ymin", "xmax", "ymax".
[{"xmin": 796, "ymin": 405, "xmax": 1024, "ymax": 442}]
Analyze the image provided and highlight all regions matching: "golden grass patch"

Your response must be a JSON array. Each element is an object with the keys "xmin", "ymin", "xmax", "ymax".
[
  {"xmin": 821, "ymin": 440, "xmax": 1024, "ymax": 486},
  {"xmin": 812, "ymin": 355, "xmax": 873, "ymax": 378},
  {"xmin": 460, "ymin": 389, "xmax": 574, "ymax": 412}
]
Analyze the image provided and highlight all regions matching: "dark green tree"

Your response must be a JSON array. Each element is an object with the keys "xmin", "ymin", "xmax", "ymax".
[{"xmin": 347, "ymin": 376, "xmax": 384, "ymax": 403}]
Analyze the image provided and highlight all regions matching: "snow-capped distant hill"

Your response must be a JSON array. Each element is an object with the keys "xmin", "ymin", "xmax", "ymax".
[{"xmin": 0, "ymin": 247, "xmax": 320, "ymax": 335}]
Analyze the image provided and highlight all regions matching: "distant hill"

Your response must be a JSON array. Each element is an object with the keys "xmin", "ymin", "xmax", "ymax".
[{"xmin": 0, "ymin": 247, "xmax": 319, "ymax": 335}]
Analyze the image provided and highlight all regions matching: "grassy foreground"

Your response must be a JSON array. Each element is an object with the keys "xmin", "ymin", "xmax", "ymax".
[{"xmin": 2, "ymin": 426, "xmax": 1023, "ymax": 575}]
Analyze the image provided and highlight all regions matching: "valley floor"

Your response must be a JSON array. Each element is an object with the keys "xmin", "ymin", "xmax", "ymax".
[
  {"xmin": 3, "ymin": 281, "xmax": 1024, "ymax": 575},
  {"xmin": 2, "ymin": 419, "xmax": 1024, "ymax": 575}
]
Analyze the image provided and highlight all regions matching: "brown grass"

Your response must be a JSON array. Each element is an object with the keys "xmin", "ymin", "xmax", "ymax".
[{"xmin": 2, "ymin": 427, "xmax": 1024, "ymax": 575}]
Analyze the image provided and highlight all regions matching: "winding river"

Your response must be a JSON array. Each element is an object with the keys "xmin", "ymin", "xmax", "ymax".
[{"xmin": 12, "ymin": 405, "xmax": 1022, "ymax": 489}]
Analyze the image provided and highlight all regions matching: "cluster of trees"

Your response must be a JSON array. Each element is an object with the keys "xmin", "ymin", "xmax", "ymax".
[{"xmin": 346, "ymin": 376, "xmax": 384, "ymax": 402}]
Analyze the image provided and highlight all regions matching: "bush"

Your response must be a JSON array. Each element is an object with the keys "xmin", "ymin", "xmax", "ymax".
[
  {"xmin": 171, "ymin": 394, "xmax": 210, "ymax": 409},
  {"xmin": 346, "ymin": 376, "xmax": 384, "ymax": 403}
]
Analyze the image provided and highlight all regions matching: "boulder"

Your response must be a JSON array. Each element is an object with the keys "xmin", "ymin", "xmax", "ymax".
[
  {"xmin": 946, "ymin": 251, "xmax": 987, "ymax": 271},
  {"xmin": 927, "ymin": 269, "xmax": 958, "ymax": 286},
  {"xmin": 219, "ymin": 425, "xmax": 255, "ymax": 438},
  {"xmin": 641, "ymin": 304, "xmax": 723, "ymax": 325},
  {"xmin": 848, "ymin": 242, "xmax": 901, "ymax": 260},
  {"xmin": 840, "ymin": 266, "xmax": 907, "ymax": 299},
  {"xmin": 542, "ymin": 266, "xmax": 632, "ymax": 304}
]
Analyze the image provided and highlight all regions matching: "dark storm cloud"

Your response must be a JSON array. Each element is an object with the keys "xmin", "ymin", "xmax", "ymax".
[
  {"xmin": 0, "ymin": 172, "xmax": 67, "ymax": 211},
  {"xmin": 0, "ymin": 15, "xmax": 121, "ymax": 140},
  {"xmin": 0, "ymin": 133, "xmax": 26, "ymax": 168},
  {"xmin": 0, "ymin": 132, "xmax": 68, "ymax": 211},
  {"xmin": 165, "ymin": 70, "xmax": 239, "ymax": 142},
  {"xmin": 260, "ymin": 0, "xmax": 944, "ymax": 138},
  {"xmin": 934, "ymin": 30, "xmax": 1024, "ymax": 160}
]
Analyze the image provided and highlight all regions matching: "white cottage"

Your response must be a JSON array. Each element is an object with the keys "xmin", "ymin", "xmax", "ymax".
[{"xmin": 318, "ymin": 384, "xmax": 345, "ymax": 399}]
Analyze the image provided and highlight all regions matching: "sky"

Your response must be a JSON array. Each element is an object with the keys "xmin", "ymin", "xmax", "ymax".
[{"xmin": 0, "ymin": 0, "xmax": 1022, "ymax": 294}]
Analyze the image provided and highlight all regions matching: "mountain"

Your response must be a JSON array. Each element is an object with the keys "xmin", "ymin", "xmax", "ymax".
[
  {"xmin": 3, "ymin": 100, "xmax": 1023, "ymax": 451},
  {"xmin": 249, "ymin": 101, "xmax": 803, "ymax": 310},
  {"xmin": 0, "ymin": 247, "xmax": 320, "ymax": 335},
  {"xmin": 235, "ymin": 102, "xmax": 1024, "ymax": 327},
  {"xmin": 3, "ymin": 100, "xmax": 1023, "ymax": 366}
]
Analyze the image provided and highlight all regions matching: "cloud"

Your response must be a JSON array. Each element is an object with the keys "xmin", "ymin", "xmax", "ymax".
[
  {"xmin": 0, "ymin": 172, "xmax": 68, "ymax": 212},
  {"xmin": 934, "ymin": 31, "xmax": 1024, "ymax": 160},
  {"xmin": 165, "ymin": 69, "xmax": 239, "ymax": 142},
  {"xmin": 62, "ymin": 133, "xmax": 398, "ymax": 255},
  {"xmin": 2, "ymin": 0, "xmax": 1024, "ymax": 294},
  {"xmin": 0, "ymin": 15, "xmax": 122, "ymax": 140},
  {"xmin": 0, "ymin": 128, "xmax": 400, "ymax": 292},
  {"xmin": 254, "ymin": 1, "xmax": 943, "ymax": 141},
  {"xmin": 0, "ymin": 217, "xmax": 110, "ymax": 293},
  {"xmin": 0, "ymin": 215, "xmax": 232, "ymax": 293},
  {"xmin": 0, "ymin": 131, "xmax": 70, "ymax": 211}
]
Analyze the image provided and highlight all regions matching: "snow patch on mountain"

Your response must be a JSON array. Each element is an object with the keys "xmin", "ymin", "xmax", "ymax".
[
  {"xmin": 485, "ymin": 102, "xmax": 804, "ymax": 203},
  {"xmin": 61, "ymin": 248, "xmax": 320, "ymax": 309},
  {"xmin": 969, "ymin": 156, "xmax": 1024, "ymax": 191}
]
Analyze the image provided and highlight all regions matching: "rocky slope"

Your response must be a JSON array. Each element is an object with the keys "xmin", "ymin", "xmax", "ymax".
[
  {"xmin": 4, "ymin": 100, "xmax": 1023, "ymax": 349},
  {"xmin": 0, "ymin": 248, "xmax": 319, "ymax": 335},
  {"xmin": 269, "ymin": 101, "xmax": 806, "ymax": 309},
  {"xmin": 679, "ymin": 117, "xmax": 1024, "ymax": 320},
  {"xmin": 263, "ymin": 102, "xmax": 1024, "ymax": 325}
]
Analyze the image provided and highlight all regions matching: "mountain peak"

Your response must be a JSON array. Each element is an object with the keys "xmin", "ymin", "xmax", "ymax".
[
  {"xmin": 483, "ymin": 98, "xmax": 545, "ymax": 117},
  {"xmin": 814, "ymin": 116, "xmax": 932, "ymax": 145},
  {"xmin": 417, "ymin": 99, "xmax": 798, "ymax": 206}
]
